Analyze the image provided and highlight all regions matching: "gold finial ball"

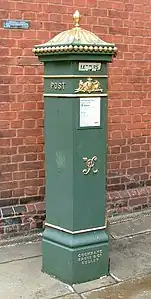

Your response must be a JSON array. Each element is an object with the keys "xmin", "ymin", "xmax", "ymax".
[
  {"xmin": 79, "ymin": 45, "xmax": 84, "ymax": 51},
  {"xmin": 108, "ymin": 47, "xmax": 113, "ymax": 52},
  {"xmin": 68, "ymin": 45, "xmax": 73, "ymax": 51},
  {"xmin": 114, "ymin": 47, "xmax": 118, "ymax": 52},
  {"xmin": 73, "ymin": 10, "xmax": 80, "ymax": 27},
  {"xmin": 74, "ymin": 45, "xmax": 78, "ymax": 51},
  {"xmin": 84, "ymin": 46, "xmax": 88, "ymax": 51}
]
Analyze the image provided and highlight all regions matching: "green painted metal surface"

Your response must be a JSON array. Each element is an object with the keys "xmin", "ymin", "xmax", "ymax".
[
  {"xmin": 44, "ymin": 96, "xmax": 107, "ymax": 231},
  {"xmin": 33, "ymin": 12, "xmax": 116, "ymax": 284},
  {"xmin": 42, "ymin": 56, "xmax": 110, "ymax": 283},
  {"xmin": 43, "ymin": 228, "xmax": 109, "ymax": 285}
]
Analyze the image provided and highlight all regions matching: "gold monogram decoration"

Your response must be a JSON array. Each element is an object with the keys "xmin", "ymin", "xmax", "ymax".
[
  {"xmin": 83, "ymin": 156, "xmax": 98, "ymax": 175},
  {"xmin": 75, "ymin": 78, "xmax": 103, "ymax": 94}
]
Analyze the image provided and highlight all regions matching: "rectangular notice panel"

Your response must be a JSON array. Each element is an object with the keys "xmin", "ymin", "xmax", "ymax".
[{"xmin": 80, "ymin": 97, "xmax": 100, "ymax": 127}]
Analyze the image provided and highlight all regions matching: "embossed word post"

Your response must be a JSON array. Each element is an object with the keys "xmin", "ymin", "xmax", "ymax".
[{"xmin": 33, "ymin": 10, "xmax": 117, "ymax": 284}]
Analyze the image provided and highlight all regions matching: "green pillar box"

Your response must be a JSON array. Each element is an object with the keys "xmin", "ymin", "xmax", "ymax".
[{"xmin": 33, "ymin": 11, "xmax": 117, "ymax": 285}]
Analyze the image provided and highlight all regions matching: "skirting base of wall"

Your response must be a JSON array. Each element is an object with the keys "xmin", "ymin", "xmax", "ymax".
[
  {"xmin": 0, "ymin": 186, "xmax": 151, "ymax": 238},
  {"xmin": 0, "ymin": 196, "xmax": 45, "ymax": 236}
]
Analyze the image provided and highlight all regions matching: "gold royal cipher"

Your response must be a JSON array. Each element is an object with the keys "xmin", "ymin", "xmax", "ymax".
[{"xmin": 75, "ymin": 77, "xmax": 103, "ymax": 94}]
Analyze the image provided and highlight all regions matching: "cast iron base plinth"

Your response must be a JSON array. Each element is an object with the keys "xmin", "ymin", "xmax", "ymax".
[{"xmin": 42, "ymin": 226, "xmax": 109, "ymax": 285}]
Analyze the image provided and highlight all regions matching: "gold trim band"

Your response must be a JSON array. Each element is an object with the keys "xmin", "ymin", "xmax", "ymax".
[
  {"xmin": 43, "ymin": 75, "xmax": 108, "ymax": 79},
  {"xmin": 33, "ymin": 45, "xmax": 117, "ymax": 55},
  {"xmin": 44, "ymin": 93, "xmax": 107, "ymax": 97},
  {"xmin": 45, "ymin": 222, "xmax": 106, "ymax": 234}
]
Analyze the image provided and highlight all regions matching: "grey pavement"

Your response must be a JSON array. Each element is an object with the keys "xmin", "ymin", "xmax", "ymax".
[
  {"xmin": 0, "ymin": 210, "xmax": 151, "ymax": 298},
  {"xmin": 110, "ymin": 233, "xmax": 151, "ymax": 280},
  {"xmin": 109, "ymin": 216, "xmax": 151, "ymax": 239},
  {"xmin": 0, "ymin": 242, "xmax": 42, "ymax": 264},
  {"xmin": 81, "ymin": 275, "xmax": 151, "ymax": 299}
]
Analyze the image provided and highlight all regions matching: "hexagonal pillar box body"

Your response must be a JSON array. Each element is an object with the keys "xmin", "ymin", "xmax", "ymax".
[{"xmin": 33, "ymin": 11, "xmax": 117, "ymax": 285}]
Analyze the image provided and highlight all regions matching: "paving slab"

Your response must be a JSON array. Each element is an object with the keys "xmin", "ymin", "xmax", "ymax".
[
  {"xmin": 81, "ymin": 274, "xmax": 151, "ymax": 299},
  {"xmin": 73, "ymin": 276, "xmax": 116, "ymax": 293},
  {"xmin": 109, "ymin": 215, "xmax": 151, "ymax": 239},
  {"xmin": 0, "ymin": 213, "xmax": 151, "ymax": 298},
  {"xmin": 0, "ymin": 242, "xmax": 41, "ymax": 264},
  {"xmin": 0, "ymin": 256, "xmax": 72, "ymax": 299},
  {"xmin": 110, "ymin": 232, "xmax": 151, "ymax": 280}
]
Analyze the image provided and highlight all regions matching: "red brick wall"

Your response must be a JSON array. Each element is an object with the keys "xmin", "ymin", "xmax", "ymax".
[{"xmin": 0, "ymin": 0, "xmax": 151, "ymax": 234}]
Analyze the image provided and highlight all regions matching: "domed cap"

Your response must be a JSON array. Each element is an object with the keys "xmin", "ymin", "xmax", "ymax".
[{"xmin": 33, "ymin": 10, "xmax": 117, "ymax": 56}]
